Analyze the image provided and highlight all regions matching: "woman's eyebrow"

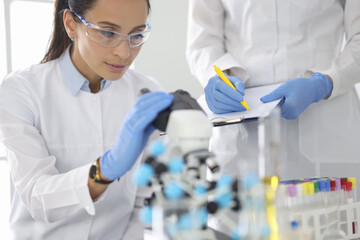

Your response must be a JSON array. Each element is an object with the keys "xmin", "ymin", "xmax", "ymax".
[
  {"xmin": 97, "ymin": 21, "xmax": 146, "ymax": 30},
  {"xmin": 132, "ymin": 24, "xmax": 147, "ymax": 30}
]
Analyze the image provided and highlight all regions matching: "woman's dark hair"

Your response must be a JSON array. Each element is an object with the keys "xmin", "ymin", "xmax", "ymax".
[{"xmin": 41, "ymin": 0, "xmax": 151, "ymax": 63}]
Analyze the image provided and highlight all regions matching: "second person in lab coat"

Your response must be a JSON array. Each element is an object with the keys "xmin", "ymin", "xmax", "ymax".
[
  {"xmin": 0, "ymin": 0, "xmax": 173, "ymax": 239},
  {"xmin": 187, "ymin": 0, "xmax": 360, "ymax": 235}
]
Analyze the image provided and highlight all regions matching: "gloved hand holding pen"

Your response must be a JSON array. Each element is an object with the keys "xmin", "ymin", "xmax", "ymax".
[
  {"xmin": 205, "ymin": 73, "xmax": 247, "ymax": 114},
  {"xmin": 260, "ymin": 72, "xmax": 333, "ymax": 120},
  {"xmin": 100, "ymin": 92, "xmax": 174, "ymax": 181}
]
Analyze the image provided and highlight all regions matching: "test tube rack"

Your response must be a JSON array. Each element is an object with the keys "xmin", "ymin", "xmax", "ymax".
[
  {"xmin": 278, "ymin": 202, "xmax": 360, "ymax": 240},
  {"xmin": 339, "ymin": 202, "xmax": 360, "ymax": 239}
]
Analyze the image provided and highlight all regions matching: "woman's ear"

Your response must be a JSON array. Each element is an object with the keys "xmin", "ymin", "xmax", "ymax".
[{"xmin": 63, "ymin": 9, "xmax": 77, "ymax": 41}]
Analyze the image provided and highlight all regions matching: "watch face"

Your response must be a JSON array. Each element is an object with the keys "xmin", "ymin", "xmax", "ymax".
[
  {"xmin": 89, "ymin": 164, "xmax": 97, "ymax": 179},
  {"xmin": 89, "ymin": 161, "xmax": 112, "ymax": 184}
]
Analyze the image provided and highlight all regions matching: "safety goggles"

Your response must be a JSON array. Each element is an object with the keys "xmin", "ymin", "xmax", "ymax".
[{"xmin": 71, "ymin": 10, "xmax": 151, "ymax": 48}]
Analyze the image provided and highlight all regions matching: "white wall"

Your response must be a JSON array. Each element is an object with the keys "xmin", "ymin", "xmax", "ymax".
[
  {"xmin": 134, "ymin": 0, "xmax": 204, "ymax": 98},
  {"xmin": 0, "ymin": 0, "xmax": 7, "ymax": 81}
]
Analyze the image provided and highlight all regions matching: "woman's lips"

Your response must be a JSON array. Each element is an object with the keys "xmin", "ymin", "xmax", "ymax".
[{"xmin": 105, "ymin": 63, "xmax": 127, "ymax": 73}]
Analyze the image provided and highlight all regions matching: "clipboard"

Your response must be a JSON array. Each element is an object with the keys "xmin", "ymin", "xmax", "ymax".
[
  {"xmin": 211, "ymin": 116, "xmax": 259, "ymax": 127},
  {"xmin": 197, "ymin": 83, "xmax": 282, "ymax": 127}
]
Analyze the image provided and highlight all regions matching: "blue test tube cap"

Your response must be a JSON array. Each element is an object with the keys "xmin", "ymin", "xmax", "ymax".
[
  {"xmin": 164, "ymin": 181, "xmax": 184, "ymax": 200},
  {"xmin": 149, "ymin": 140, "xmax": 166, "ymax": 157},
  {"xmin": 319, "ymin": 180, "xmax": 326, "ymax": 192},
  {"xmin": 132, "ymin": 164, "xmax": 154, "ymax": 186},
  {"xmin": 291, "ymin": 220, "xmax": 299, "ymax": 230},
  {"xmin": 326, "ymin": 180, "xmax": 331, "ymax": 192},
  {"xmin": 139, "ymin": 206, "xmax": 152, "ymax": 225},
  {"xmin": 168, "ymin": 157, "xmax": 184, "ymax": 173}
]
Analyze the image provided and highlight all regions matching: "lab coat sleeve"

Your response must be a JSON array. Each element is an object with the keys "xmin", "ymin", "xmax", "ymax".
[
  {"xmin": 186, "ymin": 0, "xmax": 249, "ymax": 87},
  {"xmin": 306, "ymin": 0, "xmax": 360, "ymax": 99},
  {"xmin": 0, "ymin": 77, "xmax": 96, "ymax": 223}
]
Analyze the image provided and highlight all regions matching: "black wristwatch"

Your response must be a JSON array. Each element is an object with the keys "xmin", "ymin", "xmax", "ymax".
[{"xmin": 89, "ymin": 158, "xmax": 113, "ymax": 184}]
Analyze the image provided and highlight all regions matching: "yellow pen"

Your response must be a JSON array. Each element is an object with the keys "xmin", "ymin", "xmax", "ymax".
[{"xmin": 213, "ymin": 65, "xmax": 250, "ymax": 110}]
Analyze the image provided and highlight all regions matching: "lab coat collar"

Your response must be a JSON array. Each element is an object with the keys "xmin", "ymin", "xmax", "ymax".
[{"xmin": 59, "ymin": 46, "xmax": 111, "ymax": 96}]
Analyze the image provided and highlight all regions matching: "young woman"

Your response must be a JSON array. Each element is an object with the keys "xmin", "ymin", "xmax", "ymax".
[{"xmin": 0, "ymin": 0, "xmax": 173, "ymax": 239}]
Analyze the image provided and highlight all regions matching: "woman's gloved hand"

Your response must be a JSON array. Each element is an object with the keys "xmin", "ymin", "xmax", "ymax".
[
  {"xmin": 260, "ymin": 72, "xmax": 333, "ymax": 120},
  {"xmin": 205, "ymin": 73, "xmax": 246, "ymax": 114},
  {"xmin": 100, "ymin": 92, "xmax": 174, "ymax": 180}
]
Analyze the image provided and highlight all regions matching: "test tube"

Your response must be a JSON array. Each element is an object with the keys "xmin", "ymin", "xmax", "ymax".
[
  {"xmin": 341, "ymin": 178, "xmax": 347, "ymax": 205},
  {"xmin": 341, "ymin": 178, "xmax": 347, "ymax": 191},
  {"xmin": 287, "ymin": 184, "xmax": 297, "ymax": 209},
  {"xmin": 335, "ymin": 178, "xmax": 343, "ymax": 205},
  {"xmin": 346, "ymin": 181, "xmax": 354, "ymax": 204},
  {"xmin": 346, "ymin": 181, "xmax": 356, "ymax": 235},
  {"xmin": 348, "ymin": 177, "xmax": 357, "ymax": 202},
  {"xmin": 330, "ymin": 180, "xmax": 336, "ymax": 205},
  {"xmin": 296, "ymin": 183, "xmax": 303, "ymax": 210},
  {"xmin": 314, "ymin": 181, "xmax": 320, "ymax": 207},
  {"xmin": 325, "ymin": 180, "xmax": 331, "ymax": 206},
  {"xmin": 308, "ymin": 182, "xmax": 315, "ymax": 209},
  {"xmin": 302, "ymin": 182, "xmax": 310, "ymax": 209},
  {"xmin": 277, "ymin": 184, "xmax": 287, "ymax": 209},
  {"xmin": 320, "ymin": 180, "xmax": 325, "ymax": 205}
]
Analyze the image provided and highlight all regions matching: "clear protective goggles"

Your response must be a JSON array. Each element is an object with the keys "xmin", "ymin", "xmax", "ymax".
[{"xmin": 71, "ymin": 10, "xmax": 151, "ymax": 48}]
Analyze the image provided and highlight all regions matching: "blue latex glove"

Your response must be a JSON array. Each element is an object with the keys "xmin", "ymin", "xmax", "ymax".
[
  {"xmin": 100, "ymin": 92, "xmax": 174, "ymax": 180},
  {"xmin": 205, "ymin": 73, "xmax": 246, "ymax": 114},
  {"xmin": 260, "ymin": 72, "xmax": 333, "ymax": 120}
]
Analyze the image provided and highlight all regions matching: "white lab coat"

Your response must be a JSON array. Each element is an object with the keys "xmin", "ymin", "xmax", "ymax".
[
  {"xmin": 187, "ymin": 0, "xmax": 360, "ymax": 95},
  {"xmin": 0, "ymin": 52, "xmax": 163, "ymax": 239},
  {"xmin": 187, "ymin": 0, "xmax": 360, "ymax": 211}
]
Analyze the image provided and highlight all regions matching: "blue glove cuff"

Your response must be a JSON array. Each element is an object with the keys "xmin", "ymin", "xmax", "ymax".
[
  {"xmin": 100, "ymin": 150, "xmax": 121, "ymax": 181},
  {"xmin": 311, "ymin": 72, "xmax": 333, "ymax": 102}
]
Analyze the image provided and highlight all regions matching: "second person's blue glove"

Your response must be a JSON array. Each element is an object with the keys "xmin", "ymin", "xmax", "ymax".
[
  {"xmin": 100, "ymin": 92, "xmax": 174, "ymax": 180},
  {"xmin": 260, "ymin": 72, "xmax": 333, "ymax": 120},
  {"xmin": 205, "ymin": 73, "xmax": 246, "ymax": 114}
]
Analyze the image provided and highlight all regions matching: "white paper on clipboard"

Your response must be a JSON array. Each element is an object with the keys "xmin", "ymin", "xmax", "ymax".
[{"xmin": 197, "ymin": 83, "xmax": 282, "ymax": 126}]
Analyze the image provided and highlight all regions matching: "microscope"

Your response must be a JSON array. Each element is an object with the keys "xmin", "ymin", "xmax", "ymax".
[{"xmin": 133, "ymin": 89, "xmax": 241, "ymax": 240}]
